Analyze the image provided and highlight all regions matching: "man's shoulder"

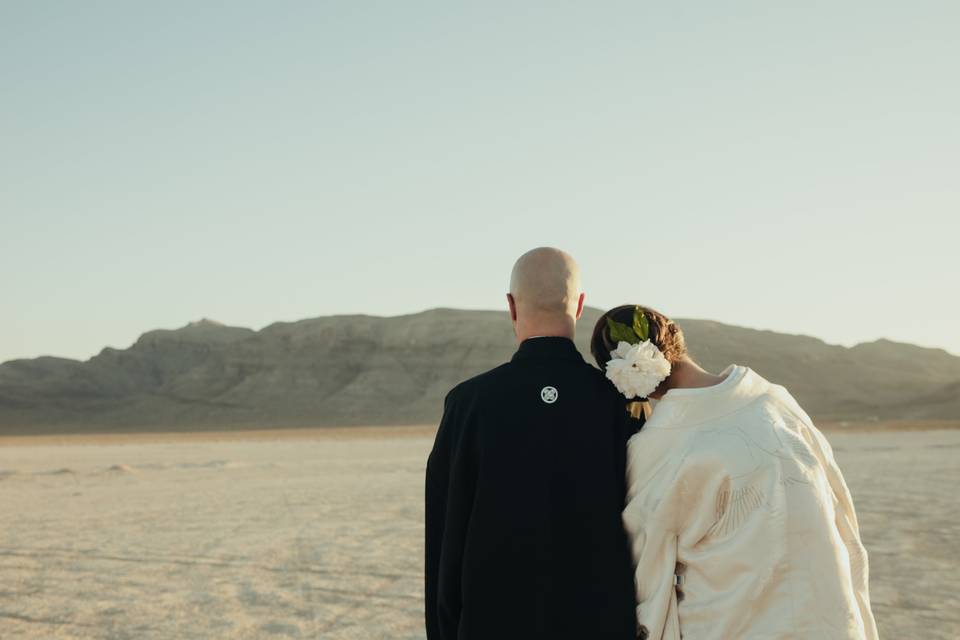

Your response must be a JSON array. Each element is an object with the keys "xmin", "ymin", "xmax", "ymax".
[
  {"xmin": 445, "ymin": 362, "xmax": 514, "ymax": 404},
  {"xmin": 446, "ymin": 358, "xmax": 613, "ymax": 403},
  {"xmin": 579, "ymin": 359, "xmax": 614, "ymax": 387}
]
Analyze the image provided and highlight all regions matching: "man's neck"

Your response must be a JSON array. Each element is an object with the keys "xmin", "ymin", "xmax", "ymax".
[
  {"xmin": 515, "ymin": 327, "xmax": 575, "ymax": 343},
  {"xmin": 514, "ymin": 313, "xmax": 576, "ymax": 344}
]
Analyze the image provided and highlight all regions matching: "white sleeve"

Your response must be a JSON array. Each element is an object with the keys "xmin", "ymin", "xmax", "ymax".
[
  {"xmin": 622, "ymin": 499, "xmax": 681, "ymax": 640},
  {"xmin": 807, "ymin": 426, "xmax": 879, "ymax": 640},
  {"xmin": 622, "ymin": 437, "xmax": 720, "ymax": 640}
]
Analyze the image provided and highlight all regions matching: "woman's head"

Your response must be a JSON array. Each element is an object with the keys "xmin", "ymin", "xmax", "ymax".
[{"xmin": 590, "ymin": 305, "xmax": 688, "ymax": 395}]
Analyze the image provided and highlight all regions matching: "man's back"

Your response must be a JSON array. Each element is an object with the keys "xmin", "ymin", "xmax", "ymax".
[{"xmin": 425, "ymin": 337, "xmax": 637, "ymax": 640}]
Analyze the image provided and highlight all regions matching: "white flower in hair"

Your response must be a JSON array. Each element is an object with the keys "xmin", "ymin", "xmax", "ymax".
[
  {"xmin": 603, "ymin": 307, "xmax": 672, "ymax": 399},
  {"xmin": 605, "ymin": 340, "xmax": 671, "ymax": 399}
]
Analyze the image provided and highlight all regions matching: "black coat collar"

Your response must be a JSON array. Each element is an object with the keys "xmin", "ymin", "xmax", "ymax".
[{"xmin": 511, "ymin": 336, "xmax": 584, "ymax": 364}]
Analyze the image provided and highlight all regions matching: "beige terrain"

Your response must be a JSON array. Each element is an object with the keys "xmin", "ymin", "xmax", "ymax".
[{"xmin": 0, "ymin": 425, "xmax": 958, "ymax": 639}]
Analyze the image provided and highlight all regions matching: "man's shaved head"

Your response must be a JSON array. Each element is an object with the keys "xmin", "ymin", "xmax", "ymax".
[{"xmin": 509, "ymin": 247, "xmax": 582, "ymax": 318}]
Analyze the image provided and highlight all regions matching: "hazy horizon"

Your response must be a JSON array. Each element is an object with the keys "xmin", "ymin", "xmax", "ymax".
[
  {"xmin": 3, "ymin": 2, "xmax": 958, "ymax": 363},
  {"xmin": 5, "ymin": 305, "xmax": 957, "ymax": 366}
]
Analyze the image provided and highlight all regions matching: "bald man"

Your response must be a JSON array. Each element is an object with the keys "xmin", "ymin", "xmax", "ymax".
[{"xmin": 425, "ymin": 248, "xmax": 638, "ymax": 640}]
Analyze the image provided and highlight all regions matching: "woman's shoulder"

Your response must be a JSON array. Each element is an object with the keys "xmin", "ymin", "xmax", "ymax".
[
  {"xmin": 626, "ymin": 426, "xmax": 687, "ymax": 472},
  {"xmin": 762, "ymin": 382, "xmax": 815, "ymax": 424},
  {"xmin": 626, "ymin": 421, "xmax": 752, "ymax": 488}
]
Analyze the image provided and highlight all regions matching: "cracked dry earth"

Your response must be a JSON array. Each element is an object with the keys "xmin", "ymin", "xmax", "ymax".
[{"xmin": 1, "ymin": 429, "xmax": 958, "ymax": 639}]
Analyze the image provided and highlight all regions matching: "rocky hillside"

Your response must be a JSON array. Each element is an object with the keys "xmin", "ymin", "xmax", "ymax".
[{"xmin": 1, "ymin": 309, "xmax": 957, "ymax": 434}]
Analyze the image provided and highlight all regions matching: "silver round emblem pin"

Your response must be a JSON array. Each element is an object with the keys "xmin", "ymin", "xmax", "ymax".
[{"xmin": 541, "ymin": 386, "xmax": 558, "ymax": 404}]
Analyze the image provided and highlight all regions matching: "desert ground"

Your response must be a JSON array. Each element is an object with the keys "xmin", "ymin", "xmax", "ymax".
[{"xmin": 1, "ymin": 425, "xmax": 958, "ymax": 639}]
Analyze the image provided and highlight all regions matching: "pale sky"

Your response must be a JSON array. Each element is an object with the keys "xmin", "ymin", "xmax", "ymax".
[{"xmin": 2, "ymin": 1, "xmax": 958, "ymax": 363}]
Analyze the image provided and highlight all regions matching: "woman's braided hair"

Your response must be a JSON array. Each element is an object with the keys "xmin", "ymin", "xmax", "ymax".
[{"xmin": 590, "ymin": 305, "xmax": 688, "ymax": 395}]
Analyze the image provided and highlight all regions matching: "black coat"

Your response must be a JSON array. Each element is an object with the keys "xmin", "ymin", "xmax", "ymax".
[{"xmin": 425, "ymin": 337, "xmax": 638, "ymax": 640}]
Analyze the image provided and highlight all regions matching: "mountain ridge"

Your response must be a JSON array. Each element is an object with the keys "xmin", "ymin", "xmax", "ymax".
[{"xmin": 1, "ymin": 307, "xmax": 957, "ymax": 434}]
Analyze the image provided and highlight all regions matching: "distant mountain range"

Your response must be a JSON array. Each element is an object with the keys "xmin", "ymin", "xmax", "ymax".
[{"xmin": 1, "ymin": 308, "xmax": 958, "ymax": 434}]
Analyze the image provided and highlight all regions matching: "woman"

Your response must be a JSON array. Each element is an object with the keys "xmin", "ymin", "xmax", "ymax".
[{"xmin": 591, "ymin": 305, "xmax": 878, "ymax": 640}]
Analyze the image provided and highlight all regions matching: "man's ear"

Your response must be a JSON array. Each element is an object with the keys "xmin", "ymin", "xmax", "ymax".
[
  {"xmin": 506, "ymin": 293, "xmax": 518, "ymax": 322},
  {"xmin": 575, "ymin": 292, "xmax": 585, "ymax": 320}
]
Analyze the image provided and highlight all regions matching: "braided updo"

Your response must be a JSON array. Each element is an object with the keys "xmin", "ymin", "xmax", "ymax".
[{"xmin": 590, "ymin": 305, "xmax": 688, "ymax": 373}]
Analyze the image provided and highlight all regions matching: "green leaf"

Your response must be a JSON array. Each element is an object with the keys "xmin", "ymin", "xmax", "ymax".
[
  {"xmin": 606, "ymin": 317, "xmax": 638, "ymax": 344},
  {"xmin": 633, "ymin": 307, "xmax": 650, "ymax": 342}
]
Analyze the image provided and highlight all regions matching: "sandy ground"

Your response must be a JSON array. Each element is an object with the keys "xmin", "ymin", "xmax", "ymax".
[{"xmin": 0, "ymin": 427, "xmax": 957, "ymax": 639}]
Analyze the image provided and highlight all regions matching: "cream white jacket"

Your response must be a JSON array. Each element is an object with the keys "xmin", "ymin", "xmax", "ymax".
[{"xmin": 623, "ymin": 365, "xmax": 878, "ymax": 640}]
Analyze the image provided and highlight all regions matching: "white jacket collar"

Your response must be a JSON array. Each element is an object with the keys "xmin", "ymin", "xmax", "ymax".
[{"xmin": 644, "ymin": 365, "xmax": 770, "ymax": 428}]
